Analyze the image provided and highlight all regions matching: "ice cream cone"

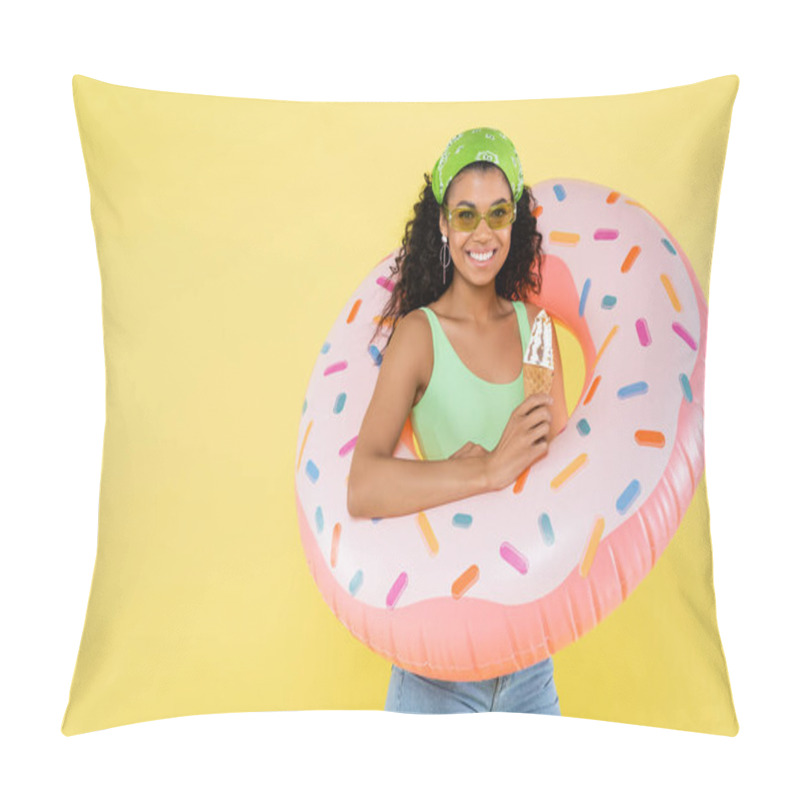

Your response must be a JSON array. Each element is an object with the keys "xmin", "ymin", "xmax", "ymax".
[
  {"xmin": 523, "ymin": 363, "xmax": 554, "ymax": 396},
  {"xmin": 522, "ymin": 309, "xmax": 555, "ymax": 396}
]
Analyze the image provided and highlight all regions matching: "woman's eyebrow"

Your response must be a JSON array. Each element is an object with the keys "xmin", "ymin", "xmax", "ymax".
[{"xmin": 454, "ymin": 198, "xmax": 511, "ymax": 207}]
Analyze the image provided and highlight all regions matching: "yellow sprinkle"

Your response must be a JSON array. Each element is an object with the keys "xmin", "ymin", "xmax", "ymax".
[
  {"xmin": 624, "ymin": 200, "xmax": 644, "ymax": 208},
  {"xmin": 660, "ymin": 274, "xmax": 682, "ymax": 311},
  {"xmin": 593, "ymin": 325, "xmax": 619, "ymax": 371},
  {"xmin": 548, "ymin": 230, "xmax": 580, "ymax": 246},
  {"xmin": 579, "ymin": 517, "xmax": 605, "ymax": 578},
  {"xmin": 297, "ymin": 420, "xmax": 313, "ymax": 471},
  {"xmin": 551, "ymin": 453, "xmax": 588, "ymax": 489},
  {"xmin": 417, "ymin": 512, "xmax": 439, "ymax": 556}
]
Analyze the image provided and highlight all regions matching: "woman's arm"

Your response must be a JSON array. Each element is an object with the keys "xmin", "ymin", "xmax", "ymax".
[{"xmin": 347, "ymin": 311, "xmax": 493, "ymax": 519}]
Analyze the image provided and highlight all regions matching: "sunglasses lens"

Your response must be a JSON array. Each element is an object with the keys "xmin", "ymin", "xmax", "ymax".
[
  {"xmin": 488, "ymin": 203, "xmax": 515, "ymax": 229},
  {"xmin": 451, "ymin": 208, "xmax": 478, "ymax": 232}
]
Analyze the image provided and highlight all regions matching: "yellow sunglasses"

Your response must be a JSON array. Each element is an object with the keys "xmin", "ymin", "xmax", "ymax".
[{"xmin": 442, "ymin": 201, "xmax": 517, "ymax": 232}]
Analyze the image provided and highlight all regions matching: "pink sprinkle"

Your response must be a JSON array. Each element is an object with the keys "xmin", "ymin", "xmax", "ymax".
[
  {"xmin": 323, "ymin": 360, "xmax": 348, "ymax": 376},
  {"xmin": 376, "ymin": 276, "xmax": 395, "ymax": 292},
  {"xmin": 500, "ymin": 542, "xmax": 528, "ymax": 574},
  {"xmin": 594, "ymin": 229, "xmax": 619, "ymax": 241},
  {"xmin": 636, "ymin": 318, "xmax": 652, "ymax": 346},
  {"xmin": 672, "ymin": 322, "xmax": 697, "ymax": 350},
  {"xmin": 338, "ymin": 436, "xmax": 358, "ymax": 456},
  {"xmin": 386, "ymin": 572, "xmax": 408, "ymax": 608}
]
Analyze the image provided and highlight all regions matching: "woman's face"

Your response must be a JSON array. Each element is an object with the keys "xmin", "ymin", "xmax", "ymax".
[{"xmin": 439, "ymin": 165, "xmax": 514, "ymax": 289}]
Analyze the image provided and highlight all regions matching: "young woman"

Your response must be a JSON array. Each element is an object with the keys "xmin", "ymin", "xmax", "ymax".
[{"xmin": 347, "ymin": 128, "xmax": 569, "ymax": 714}]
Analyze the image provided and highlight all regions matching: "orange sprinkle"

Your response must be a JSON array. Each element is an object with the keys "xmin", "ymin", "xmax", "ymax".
[
  {"xmin": 635, "ymin": 430, "xmax": 666, "ymax": 447},
  {"xmin": 549, "ymin": 230, "xmax": 580, "ymax": 246},
  {"xmin": 625, "ymin": 200, "xmax": 644, "ymax": 208},
  {"xmin": 579, "ymin": 517, "xmax": 605, "ymax": 577},
  {"xmin": 331, "ymin": 523, "xmax": 342, "ymax": 567},
  {"xmin": 417, "ymin": 512, "xmax": 439, "ymax": 556},
  {"xmin": 660, "ymin": 274, "xmax": 682, "ymax": 311},
  {"xmin": 551, "ymin": 453, "xmax": 588, "ymax": 489},
  {"xmin": 513, "ymin": 466, "xmax": 531, "ymax": 494},
  {"xmin": 346, "ymin": 299, "xmax": 362, "ymax": 324},
  {"xmin": 593, "ymin": 326, "xmax": 619, "ymax": 370},
  {"xmin": 583, "ymin": 376, "xmax": 601, "ymax": 405},
  {"xmin": 297, "ymin": 420, "xmax": 313, "ymax": 471},
  {"xmin": 606, "ymin": 191, "xmax": 620, "ymax": 204},
  {"xmin": 621, "ymin": 245, "xmax": 641, "ymax": 273},
  {"xmin": 452, "ymin": 565, "xmax": 480, "ymax": 599},
  {"xmin": 532, "ymin": 205, "xmax": 543, "ymax": 217},
  {"xmin": 372, "ymin": 315, "xmax": 395, "ymax": 327}
]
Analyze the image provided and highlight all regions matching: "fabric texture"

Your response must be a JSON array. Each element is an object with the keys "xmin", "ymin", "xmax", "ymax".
[
  {"xmin": 62, "ymin": 74, "xmax": 739, "ymax": 736},
  {"xmin": 410, "ymin": 301, "xmax": 529, "ymax": 460}
]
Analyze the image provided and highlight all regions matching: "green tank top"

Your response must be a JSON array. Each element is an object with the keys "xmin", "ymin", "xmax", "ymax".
[{"xmin": 410, "ymin": 301, "xmax": 530, "ymax": 461}]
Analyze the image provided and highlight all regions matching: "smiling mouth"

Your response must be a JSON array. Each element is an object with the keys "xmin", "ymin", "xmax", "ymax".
[{"xmin": 467, "ymin": 250, "xmax": 496, "ymax": 263}]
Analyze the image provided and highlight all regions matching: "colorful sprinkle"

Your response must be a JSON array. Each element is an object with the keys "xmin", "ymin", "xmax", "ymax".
[
  {"xmin": 348, "ymin": 570, "xmax": 363, "ymax": 596},
  {"xmin": 513, "ymin": 466, "xmax": 531, "ymax": 494},
  {"xmin": 331, "ymin": 523, "xmax": 341, "ymax": 567},
  {"xmin": 579, "ymin": 279, "xmax": 591, "ymax": 316},
  {"xmin": 672, "ymin": 322, "xmax": 697, "ymax": 350},
  {"xmin": 621, "ymin": 245, "xmax": 641, "ymax": 273},
  {"xmin": 302, "ymin": 398, "xmax": 307, "ymax": 414},
  {"xmin": 579, "ymin": 517, "xmax": 605, "ymax": 578},
  {"xmin": 333, "ymin": 393, "xmax": 347, "ymax": 414},
  {"xmin": 594, "ymin": 228, "xmax": 619, "ymax": 241},
  {"xmin": 636, "ymin": 318, "xmax": 652, "ymax": 346},
  {"xmin": 321, "ymin": 342, "xmax": 331, "ymax": 354},
  {"xmin": 452, "ymin": 513, "xmax": 473, "ymax": 529},
  {"xmin": 661, "ymin": 274, "xmax": 682, "ymax": 311},
  {"xmin": 376, "ymin": 275, "xmax": 395, "ymax": 292},
  {"xmin": 606, "ymin": 191, "xmax": 620, "ymax": 204},
  {"xmin": 551, "ymin": 453, "xmax": 588, "ymax": 489},
  {"xmin": 297, "ymin": 420, "xmax": 313, "ymax": 471},
  {"xmin": 538, "ymin": 513, "xmax": 555, "ymax": 546},
  {"xmin": 500, "ymin": 542, "xmax": 529, "ymax": 574},
  {"xmin": 417, "ymin": 512, "xmax": 439, "ymax": 556},
  {"xmin": 549, "ymin": 231, "xmax": 580, "ymax": 246},
  {"xmin": 346, "ymin": 299, "xmax": 362, "ymax": 324},
  {"xmin": 532, "ymin": 205, "xmax": 543, "ymax": 218},
  {"xmin": 618, "ymin": 381, "xmax": 648, "ymax": 399},
  {"xmin": 368, "ymin": 344, "xmax": 383, "ymax": 366},
  {"xmin": 593, "ymin": 326, "xmax": 619, "ymax": 369},
  {"xmin": 315, "ymin": 506, "xmax": 324, "ymax": 533},
  {"xmin": 324, "ymin": 360, "xmax": 348, "ymax": 376},
  {"xmin": 553, "ymin": 183, "xmax": 567, "ymax": 201},
  {"xmin": 661, "ymin": 238, "xmax": 677, "ymax": 255},
  {"xmin": 635, "ymin": 430, "xmax": 665, "ymax": 447},
  {"xmin": 601, "ymin": 295, "xmax": 617, "ymax": 309},
  {"xmin": 452, "ymin": 565, "xmax": 480, "ymax": 598},
  {"xmin": 371, "ymin": 518, "xmax": 382, "ymax": 524},
  {"xmin": 386, "ymin": 572, "xmax": 408, "ymax": 608},
  {"xmin": 339, "ymin": 436, "xmax": 358, "ymax": 457},
  {"xmin": 577, "ymin": 418, "xmax": 591, "ymax": 436},
  {"xmin": 583, "ymin": 375, "xmax": 601, "ymax": 405},
  {"xmin": 616, "ymin": 480, "xmax": 642, "ymax": 514},
  {"xmin": 305, "ymin": 460, "xmax": 319, "ymax": 483},
  {"xmin": 680, "ymin": 373, "xmax": 693, "ymax": 402}
]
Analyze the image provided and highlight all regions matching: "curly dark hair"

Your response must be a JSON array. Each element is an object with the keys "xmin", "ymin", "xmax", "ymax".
[{"xmin": 372, "ymin": 162, "xmax": 544, "ymax": 351}]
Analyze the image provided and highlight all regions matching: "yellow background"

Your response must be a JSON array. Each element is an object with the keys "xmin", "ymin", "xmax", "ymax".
[{"xmin": 63, "ymin": 75, "xmax": 738, "ymax": 735}]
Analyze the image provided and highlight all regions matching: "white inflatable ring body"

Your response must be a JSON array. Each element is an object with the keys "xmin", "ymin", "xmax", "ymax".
[{"xmin": 296, "ymin": 178, "xmax": 706, "ymax": 681}]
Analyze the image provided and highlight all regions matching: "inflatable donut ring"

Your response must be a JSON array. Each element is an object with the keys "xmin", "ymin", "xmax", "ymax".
[{"xmin": 295, "ymin": 178, "xmax": 706, "ymax": 681}]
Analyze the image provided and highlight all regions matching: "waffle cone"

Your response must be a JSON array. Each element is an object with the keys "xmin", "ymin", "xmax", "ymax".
[{"xmin": 523, "ymin": 363, "xmax": 554, "ymax": 396}]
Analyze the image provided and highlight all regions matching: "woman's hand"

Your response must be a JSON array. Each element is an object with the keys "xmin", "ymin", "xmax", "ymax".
[
  {"xmin": 449, "ymin": 441, "xmax": 490, "ymax": 460},
  {"xmin": 485, "ymin": 393, "xmax": 553, "ymax": 490}
]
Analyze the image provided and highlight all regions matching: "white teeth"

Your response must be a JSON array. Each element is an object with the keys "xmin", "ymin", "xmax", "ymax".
[{"xmin": 469, "ymin": 251, "xmax": 494, "ymax": 262}]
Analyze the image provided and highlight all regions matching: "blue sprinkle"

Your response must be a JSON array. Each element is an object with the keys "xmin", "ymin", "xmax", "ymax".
[
  {"xmin": 333, "ymin": 393, "xmax": 347, "ymax": 414},
  {"xmin": 302, "ymin": 398, "xmax": 307, "ymax": 415},
  {"xmin": 349, "ymin": 570, "xmax": 364, "ymax": 596},
  {"xmin": 679, "ymin": 373, "xmax": 693, "ymax": 402},
  {"xmin": 538, "ymin": 513, "xmax": 555, "ymax": 546},
  {"xmin": 617, "ymin": 381, "xmax": 649, "ymax": 399},
  {"xmin": 661, "ymin": 238, "xmax": 677, "ymax": 255},
  {"xmin": 616, "ymin": 480, "xmax": 642, "ymax": 514},
  {"xmin": 371, "ymin": 517, "xmax": 382, "ymax": 524},
  {"xmin": 553, "ymin": 184, "xmax": 567, "ymax": 202},
  {"xmin": 321, "ymin": 342, "xmax": 331, "ymax": 354},
  {"xmin": 305, "ymin": 460, "xmax": 319, "ymax": 483},
  {"xmin": 577, "ymin": 418, "xmax": 591, "ymax": 436},
  {"xmin": 315, "ymin": 506, "xmax": 324, "ymax": 533},
  {"xmin": 368, "ymin": 344, "xmax": 383, "ymax": 366},
  {"xmin": 601, "ymin": 295, "xmax": 617, "ymax": 309},
  {"xmin": 579, "ymin": 279, "xmax": 591, "ymax": 317},
  {"xmin": 452, "ymin": 513, "xmax": 473, "ymax": 529}
]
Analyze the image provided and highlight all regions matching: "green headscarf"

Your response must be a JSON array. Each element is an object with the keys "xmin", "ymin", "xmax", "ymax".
[{"xmin": 431, "ymin": 127, "xmax": 524, "ymax": 205}]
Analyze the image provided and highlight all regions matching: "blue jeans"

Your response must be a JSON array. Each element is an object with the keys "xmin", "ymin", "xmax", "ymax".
[{"xmin": 384, "ymin": 657, "xmax": 561, "ymax": 714}]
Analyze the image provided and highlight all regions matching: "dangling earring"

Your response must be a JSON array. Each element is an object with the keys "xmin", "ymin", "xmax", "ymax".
[{"xmin": 440, "ymin": 234, "xmax": 451, "ymax": 284}]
